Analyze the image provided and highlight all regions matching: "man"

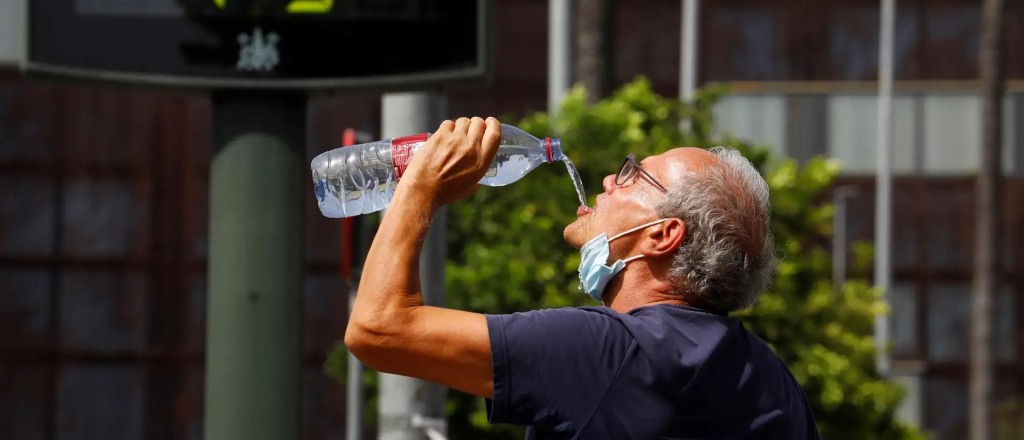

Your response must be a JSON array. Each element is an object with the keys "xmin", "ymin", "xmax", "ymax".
[{"xmin": 345, "ymin": 117, "xmax": 821, "ymax": 439}]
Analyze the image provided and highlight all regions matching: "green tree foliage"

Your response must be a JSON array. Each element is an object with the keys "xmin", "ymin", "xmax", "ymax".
[{"xmin": 327, "ymin": 78, "xmax": 924, "ymax": 440}]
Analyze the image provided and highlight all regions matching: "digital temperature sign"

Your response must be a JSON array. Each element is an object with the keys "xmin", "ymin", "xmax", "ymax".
[{"xmin": 25, "ymin": 0, "xmax": 491, "ymax": 90}]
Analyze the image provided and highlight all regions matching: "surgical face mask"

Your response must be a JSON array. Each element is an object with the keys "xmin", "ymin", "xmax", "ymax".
[{"xmin": 577, "ymin": 219, "xmax": 670, "ymax": 302}]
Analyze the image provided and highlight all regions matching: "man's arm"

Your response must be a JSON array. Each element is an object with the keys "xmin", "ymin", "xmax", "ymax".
[{"xmin": 344, "ymin": 117, "xmax": 499, "ymax": 399}]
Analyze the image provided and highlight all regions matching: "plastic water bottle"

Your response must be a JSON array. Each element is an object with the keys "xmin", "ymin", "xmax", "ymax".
[{"xmin": 311, "ymin": 124, "xmax": 563, "ymax": 218}]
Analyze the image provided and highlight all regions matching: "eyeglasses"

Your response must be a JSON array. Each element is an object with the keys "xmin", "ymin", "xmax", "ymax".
[{"xmin": 615, "ymin": 154, "xmax": 668, "ymax": 193}]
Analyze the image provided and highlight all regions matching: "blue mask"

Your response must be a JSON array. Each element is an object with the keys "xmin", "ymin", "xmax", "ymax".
[{"xmin": 577, "ymin": 219, "xmax": 670, "ymax": 302}]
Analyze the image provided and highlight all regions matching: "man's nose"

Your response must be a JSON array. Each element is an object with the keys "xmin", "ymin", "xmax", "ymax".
[{"xmin": 602, "ymin": 174, "xmax": 616, "ymax": 194}]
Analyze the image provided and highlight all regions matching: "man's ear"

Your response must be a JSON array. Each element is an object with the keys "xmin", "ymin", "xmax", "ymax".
[{"xmin": 641, "ymin": 218, "xmax": 686, "ymax": 257}]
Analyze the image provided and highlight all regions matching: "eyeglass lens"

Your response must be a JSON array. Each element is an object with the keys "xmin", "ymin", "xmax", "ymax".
[{"xmin": 616, "ymin": 157, "xmax": 635, "ymax": 185}]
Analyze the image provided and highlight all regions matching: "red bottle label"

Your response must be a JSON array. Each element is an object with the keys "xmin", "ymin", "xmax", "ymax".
[{"xmin": 391, "ymin": 133, "xmax": 430, "ymax": 180}]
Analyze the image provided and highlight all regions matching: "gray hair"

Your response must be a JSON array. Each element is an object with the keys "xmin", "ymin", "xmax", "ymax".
[{"xmin": 655, "ymin": 146, "xmax": 776, "ymax": 313}]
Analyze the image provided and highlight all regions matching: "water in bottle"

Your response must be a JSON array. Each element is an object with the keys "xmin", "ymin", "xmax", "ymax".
[{"xmin": 311, "ymin": 124, "xmax": 585, "ymax": 218}]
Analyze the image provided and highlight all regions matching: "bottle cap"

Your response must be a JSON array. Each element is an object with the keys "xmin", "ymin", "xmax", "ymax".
[{"xmin": 545, "ymin": 138, "xmax": 563, "ymax": 163}]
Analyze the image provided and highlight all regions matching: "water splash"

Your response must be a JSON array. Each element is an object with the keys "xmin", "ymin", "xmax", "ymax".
[{"xmin": 561, "ymin": 156, "xmax": 588, "ymax": 208}]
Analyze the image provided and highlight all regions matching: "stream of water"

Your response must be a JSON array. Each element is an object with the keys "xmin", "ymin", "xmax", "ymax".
[{"xmin": 561, "ymin": 156, "xmax": 588, "ymax": 208}]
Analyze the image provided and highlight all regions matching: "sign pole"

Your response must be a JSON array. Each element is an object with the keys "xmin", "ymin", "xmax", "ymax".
[
  {"xmin": 377, "ymin": 92, "xmax": 448, "ymax": 440},
  {"xmin": 205, "ymin": 91, "xmax": 305, "ymax": 440},
  {"xmin": 343, "ymin": 129, "xmax": 366, "ymax": 440}
]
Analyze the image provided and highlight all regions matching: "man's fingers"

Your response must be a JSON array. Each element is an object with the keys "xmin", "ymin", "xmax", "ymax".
[
  {"xmin": 436, "ymin": 120, "xmax": 455, "ymax": 134},
  {"xmin": 467, "ymin": 117, "xmax": 486, "ymax": 144},
  {"xmin": 453, "ymin": 117, "xmax": 471, "ymax": 135},
  {"xmin": 481, "ymin": 117, "xmax": 502, "ymax": 158}
]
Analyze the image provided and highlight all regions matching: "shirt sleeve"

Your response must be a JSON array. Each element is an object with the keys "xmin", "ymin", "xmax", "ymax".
[{"xmin": 485, "ymin": 307, "xmax": 635, "ymax": 429}]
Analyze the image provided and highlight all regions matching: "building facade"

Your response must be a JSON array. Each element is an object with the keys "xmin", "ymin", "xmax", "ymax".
[{"xmin": 1, "ymin": 1, "xmax": 1022, "ymax": 439}]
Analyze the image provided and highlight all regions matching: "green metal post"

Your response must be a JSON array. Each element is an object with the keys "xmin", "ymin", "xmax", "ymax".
[{"xmin": 205, "ymin": 92, "xmax": 306, "ymax": 440}]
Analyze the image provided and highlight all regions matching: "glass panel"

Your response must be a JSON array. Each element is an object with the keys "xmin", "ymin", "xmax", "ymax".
[
  {"xmin": 59, "ymin": 271, "xmax": 148, "ymax": 351},
  {"xmin": 925, "ymin": 377, "xmax": 967, "ymax": 440},
  {"xmin": 928, "ymin": 284, "xmax": 970, "ymax": 362},
  {"xmin": 699, "ymin": 1, "xmax": 1024, "ymax": 81},
  {"xmin": 713, "ymin": 95, "xmax": 787, "ymax": 157},
  {"xmin": 704, "ymin": 4, "xmax": 931, "ymax": 81},
  {"xmin": 890, "ymin": 284, "xmax": 918, "ymax": 358},
  {"xmin": 996, "ymin": 286, "xmax": 1016, "ymax": 363},
  {"xmin": 928, "ymin": 284, "xmax": 1016, "ymax": 363},
  {"xmin": 926, "ymin": 186, "xmax": 974, "ymax": 270},
  {"xmin": 1001, "ymin": 95, "xmax": 1015, "ymax": 176},
  {"xmin": 76, "ymin": 94, "xmax": 145, "ymax": 166},
  {"xmin": 57, "ymin": 365, "xmax": 144, "ymax": 440},
  {"xmin": 0, "ymin": 269, "xmax": 52, "ymax": 350},
  {"xmin": 0, "ymin": 82, "xmax": 54, "ymax": 163},
  {"xmin": 842, "ymin": 193, "xmax": 873, "ymax": 246},
  {"xmin": 1004, "ymin": 184, "xmax": 1022, "ymax": 271},
  {"xmin": 827, "ymin": 95, "xmax": 918, "ymax": 175},
  {"xmin": 829, "ymin": 7, "xmax": 921, "ymax": 80},
  {"xmin": 62, "ymin": 181, "xmax": 149, "ymax": 258},
  {"xmin": 705, "ymin": 9, "xmax": 789, "ymax": 81},
  {"xmin": 923, "ymin": 95, "xmax": 980, "ymax": 173},
  {"xmin": 0, "ymin": 366, "xmax": 47, "ymax": 440},
  {"xmin": 57, "ymin": 91, "xmax": 158, "ymax": 166},
  {"xmin": 1012, "ymin": 94, "xmax": 1024, "ymax": 178},
  {"xmin": 922, "ymin": 6, "xmax": 980, "ymax": 80},
  {"xmin": 831, "ymin": 181, "xmax": 923, "ymax": 271},
  {"xmin": 0, "ymin": 176, "xmax": 55, "ymax": 256},
  {"xmin": 891, "ymin": 186, "xmax": 920, "ymax": 269},
  {"xmin": 784, "ymin": 95, "xmax": 828, "ymax": 161},
  {"xmin": 612, "ymin": 2, "xmax": 680, "ymax": 85}
]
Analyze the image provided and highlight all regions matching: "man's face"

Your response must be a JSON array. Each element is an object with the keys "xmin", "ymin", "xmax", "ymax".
[{"xmin": 563, "ymin": 148, "xmax": 716, "ymax": 250}]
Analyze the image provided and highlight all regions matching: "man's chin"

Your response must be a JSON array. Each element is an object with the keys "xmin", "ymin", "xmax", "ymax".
[{"xmin": 563, "ymin": 218, "xmax": 586, "ymax": 249}]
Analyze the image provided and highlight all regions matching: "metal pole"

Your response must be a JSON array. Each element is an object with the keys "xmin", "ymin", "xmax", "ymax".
[
  {"xmin": 548, "ymin": 0, "xmax": 573, "ymax": 116},
  {"xmin": 378, "ymin": 92, "xmax": 448, "ymax": 440},
  {"xmin": 205, "ymin": 92, "xmax": 305, "ymax": 440},
  {"xmin": 833, "ymin": 187, "xmax": 855, "ymax": 289},
  {"xmin": 347, "ymin": 291, "xmax": 364, "ymax": 440},
  {"xmin": 679, "ymin": 0, "xmax": 699, "ymax": 132},
  {"xmin": 680, "ymin": 0, "xmax": 699, "ymax": 103},
  {"xmin": 343, "ymin": 129, "xmax": 367, "ymax": 440},
  {"xmin": 972, "ymin": 0, "xmax": 1005, "ymax": 438},
  {"xmin": 874, "ymin": 0, "xmax": 895, "ymax": 377},
  {"xmin": 576, "ymin": 0, "xmax": 613, "ymax": 104}
]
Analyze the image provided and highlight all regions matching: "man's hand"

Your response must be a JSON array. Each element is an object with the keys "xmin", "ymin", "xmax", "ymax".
[{"xmin": 403, "ymin": 116, "xmax": 502, "ymax": 207}]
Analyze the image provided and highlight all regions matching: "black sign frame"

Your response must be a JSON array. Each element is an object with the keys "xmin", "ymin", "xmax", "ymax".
[{"xmin": 22, "ymin": 0, "xmax": 493, "ymax": 91}]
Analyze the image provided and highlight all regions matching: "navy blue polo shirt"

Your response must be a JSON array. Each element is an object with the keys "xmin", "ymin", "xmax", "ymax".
[{"xmin": 485, "ymin": 304, "xmax": 821, "ymax": 439}]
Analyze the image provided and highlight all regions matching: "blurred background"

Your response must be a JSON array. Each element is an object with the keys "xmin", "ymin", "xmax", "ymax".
[{"xmin": 0, "ymin": 0, "xmax": 1022, "ymax": 439}]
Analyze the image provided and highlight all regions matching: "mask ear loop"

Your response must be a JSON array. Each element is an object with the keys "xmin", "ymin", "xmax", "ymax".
[
  {"xmin": 608, "ymin": 218, "xmax": 671, "ymax": 264},
  {"xmin": 608, "ymin": 218, "xmax": 670, "ymax": 242},
  {"xmin": 621, "ymin": 254, "xmax": 647, "ymax": 264}
]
